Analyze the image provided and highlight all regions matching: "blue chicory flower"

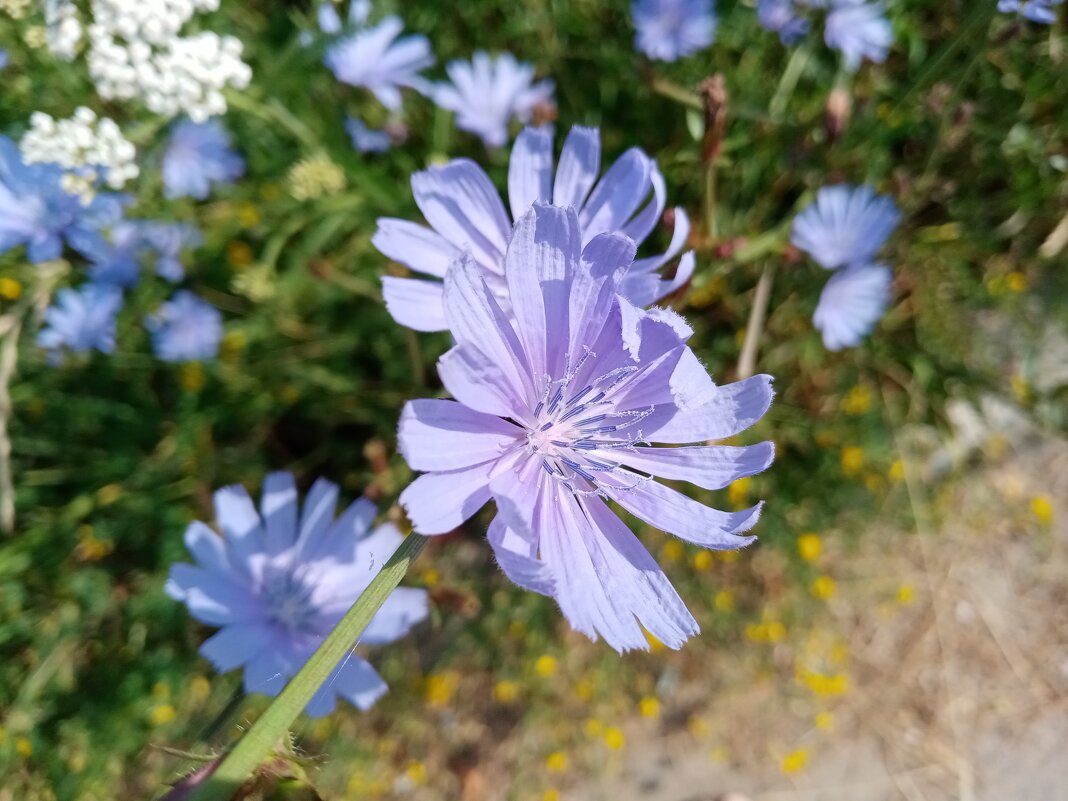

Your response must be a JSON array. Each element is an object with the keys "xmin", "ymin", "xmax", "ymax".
[
  {"xmin": 162, "ymin": 120, "xmax": 246, "ymax": 201},
  {"xmin": 38, "ymin": 283, "xmax": 124, "ymax": 358},
  {"xmin": 86, "ymin": 221, "xmax": 202, "ymax": 287},
  {"xmin": 375, "ymin": 125, "xmax": 694, "ymax": 332},
  {"xmin": 790, "ymin": 184, "xmax": 900, "ymax": 270},
  {"xmin": 432, "ymin": 52, "xmax": 554, "ymax": 148},
  {"xmin": 632, "ymin": 0, "xmax": 717, "ymax": 61},
  {"xmin": 324, "ymin": 15, "xmax": 434, "ymax": 111},
  {"xmin": 823, "ymin": 0, "xmax": 893, "ymax": 70},
  {"xmin": 998, "ymin": 0, "xmax": 1063, "ymax": 23},
  {"xmin": 757, "ymin": 0, "xmax": 811, "ymax": 44},
  {"xmin": 0, "ymin": 50, "xmax": 8, "ymax": 71},
  {"xmin": 0, "ymin": 135, "xmax": 126, "ymax": 264},
  {"xmin": 397, "ymin": 204, "xmax": 774, "ymax": 653},
  {"xmin": 813, "ymin": 263, "xmax": 892, "ymax": 351},
  {"xmin": 166, "ymin": 473, "xmax": 428, "ymax": 716},
  {"xmin": 345, "ymin": 117, "xmax": 392, "ymax": 153},
  {"xmin": 145, "ymin": 291, "xmax": 224, "ymax": 363}
]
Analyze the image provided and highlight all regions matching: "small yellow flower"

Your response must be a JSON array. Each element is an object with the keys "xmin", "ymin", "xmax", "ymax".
[
  {"xmin": 1006, "ymin": 271, "xmax": 1028, "ymax": 293},
  {"xmin": 840, "ymin": 446, "xmax": 864, "ymax": 476},
  {"xmin": 424, "ymin": 672, "xmax": 458, "ymax": 706},
  {"xmin": 688, "ymin": 715, "xmax": 710, "ymax": 739},
  {"xmin": 815, "ymin": 711, "xmax": 834, "ymax": 731},
  {"xmin": 815, "ymin": 431, "xmax": 837, "ymax": 449},
  {"xmin": 226, "ymin": 241, "xmax": 254, "ymax": 268},
  {"xmin": 0, "ymin": 278, "xmax": 22, "ymax": 300},
  {"xmin": 766, "ymin": 620, "xmax": 786, "ymax": 642},
  {"xmin": 1011, "ymin": 373, "xmax": 1032, "ymax": 404},
  {"xmin": 421, "ymin": 568, "xmax": 440, "ymax": 587},
  {"xmin": 584, "ymin": 718, "xmax": 603, "ymax": 738},
  {"xmin": 719, "ymin": 550, "xmax": 739, "ymax": 563},
  {"xmin": 545, "ymin": 751, "xmax": 568, "ymax": 773},
  {"xmin": 507, "ymin": 619, "xmax": 527, "ymax": 638},
  {"xmin": 148, "ymin": 704, "xmax": 176, "ymax": 726},
  {"xmin": 888, "ymin": 459, "xmax": 905, "ymax": 482},
  {"xmin": 603, "ymin": 726, "xmax": 625, "ymax": 750},
  {"xmin": 543, "ymin": 790, "xmax": 560, "ymax": 801},
  {"xmin": 639, "ymin": 696, "xmax": 660, "ymax": 719},
  {"xmin": 896, "ymin": 584, "xmax": 915, "ymax": 605},
  {"xmin": 237, "ymin": 202, "xmax": 261, "ymax": 228},
  {"xmin": 810, "ymin": 575, "xmax": 836, "ymax": 600},
  {"xmin": 801, "ymin": 671, "xmax": 849, "ymax": 697},
  {"xmin": 494, "ymin": 680, "xmax": 519, "ymax": 704},
  {"xmin": 661, "ymin": 539, "xmax": 684, "ymax": 563},
  {"xmin": 221, "ymin": 330, "xmax": 247, "ymax": 358},
  {"xmin": 180, "ymin": 362, "xmax": 205, "ymax": 393},
  {"xmin": 692, "ymin": 550, "xmax": 714, "ymax": 571},
  {"xmin": 727, "ymin": 477, "xmax": 751, "ymax": 509},
  {"xmin": 780, "ymin": 748, "xmax": 808, "ymax": 774},
  {"xmin": 797, "ymin": 533, "xmax": 822, "ymax": 562},
  {"xmin": 574, "ymin": 678, "xmax": 593, "ymax": 701},
  {"xmin": 841, "ymin": 385, "xmax": 872, "ymax": 415},
  {"xmin": 405, "ymin": 760, "xmax": 427, "ymax": 785},
  {"xmin": 713, "ymin": 589, "xmax": 734, "ymax": 612},
  {"xmin": 645, "ymin": 630, "xmax": 667, "ymax": 652},
  {"xmin": 1031, "ymin": 495, "xmax": 1053, "ymax": 526},
  {"xmin": 864, "ymin": 473, "xmax": 885, "ymax": 494},
  {"xmin": 534, "ymin": 654, "xmax": 557, "ymax": 678},
  {"xmin": 16, "ymin": 737, "xmax": 32, "ymax": 758},
  {"xmin": 190, "ymin": 675, "xmax": 212, "ymax": 702},
  {"xmin": 708, "ymin": 746, "xmax": 729, "ymax": 764}
]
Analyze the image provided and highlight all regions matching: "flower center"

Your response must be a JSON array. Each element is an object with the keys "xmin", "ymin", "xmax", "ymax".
[{"xmin": 260, "ymin": 566, "xmax": 316, "ymax": 633}]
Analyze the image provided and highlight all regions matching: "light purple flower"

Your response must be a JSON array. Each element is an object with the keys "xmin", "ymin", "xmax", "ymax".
[
  {"xmin": 0, "ymin": 135, "xmax": 126, "ymax": 264},
  {"xmin": 325, "ymin": 16, "xmax": 434, "ymax": 111},
  {"xmin": 345, "ymin": 117, "xmax": 392, "ymax": 153},
  {"xmin": 38, "ymin": 284, "xmax": 123, "ymax": 358},
  {"xmin": 757, "ymin": 0, "xmax": 810, "ymax": 44},
  {"xmin": 397, "ymin": 205, "xmax": 774, "ymax": 653},
  {"xmin": 0, "ymin": 50, "xmax": 8, "ymax": 71},
  {"xmin": 166, "ymin": 473, "xmax": 428, "ymax": 717},
  {"xmin": 998, "ymin": 0, "xmax": 1063, "ymax": 23},
  {"xmin": 824, "ymin": 0, "xmax": 892, "ymax": 70},
  {"xmin": 86, "ymin": 221, "xmax": 201, "ymax": 287},
  {"xmin": 433, "ymin": 52, "xmax": 554, "ymax": 148},
  {"xmin": 632, "ymin": 0, "xmax": 717, "ymax": 61},
  {"xmin": 375, "ymin": 125, "xmax": 694, "ymax": 332},
  {"xmin": 146, "ymin": 291, "xmax": 223, "ymax": 363},
  {"xmin": 162, "ymin": 120, "xmax": 245, "ymax": 201},
  {"xmin": 790, "ymin": 185, "xmax": 899, "ymax": 270},
  {"xmin": 813, "ymin": 263, "xmax": 891, "ymax": 351}
]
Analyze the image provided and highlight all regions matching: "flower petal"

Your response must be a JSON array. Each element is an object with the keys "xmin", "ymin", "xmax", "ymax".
[
  {"xmin": 372, "ymin": 218, "xmax": 462, "ymax": 278},
  {"xmin": 599, "ymin": 472, "xmax": 761, "ymax": 549},
  {"xmin": 331, "ymin": 656, "xmax": 389, "ymax": 712},
  {"xmin": 199, "ymin": 623, "xmax": 273, "ymax": 672},
  {"xmin": 411, "ymin": 159, "xmax": 511, "ymax": 272},
  {"xmin": 184, "ymin": 520, "xmax": 229, "ymax": 574},
  {"xmin": 242, "ymin": 644, "xmax": 293, "ymax": 697},
  {"xmin": 488, "ymin": 515, "xmax": 555, "ymax": 596},
  {"xmin": 645, "ymin": 374, "xmax": 774, "ymax": 443},
  {"xmin": 362, "ymin": 586, "xmax": 429, "ymax": 644},
  {"xmin": 382, "ymin": 276, "xmax": 449, "ymax": 332},
  {"xmin": 166, "ymin": 563, "xmax": 262, "ymax": 626},
  {"xmin": 399, "ymin": 462, "xmax": 494, "ymax": 535},
  {"xmin": 439, "ymin": 343, "xmax": 526, "ymax": 418},
  {"xmin": 553, "ymin": 126, "xmax": 601, "ymax": 211},
  {"xmin": 261, "ymin": 472, "xmax": 298, "ymax": 555},
  {"xmin": 399, "ymin": 399, "xmax": 521, "ymax": 472},
  {"xmin": 610, "ymin": 442, "xmax": 775, "ymax": 490},
  {"xmin": 578, "ymin": 148, "xmax": 652, "ymax": 240},
  {"xmin": 213, "ymin": 484, "xmax": 263, "ymax": 568},
  {"xmin": 294, "ymin": 478, "xmax": 339, "ymax": 556},
  {"xmin": 508, "ymin": 126, "xmax": 554, "ymax": 220}
]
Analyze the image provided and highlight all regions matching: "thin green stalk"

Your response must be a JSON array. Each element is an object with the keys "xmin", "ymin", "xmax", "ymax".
[
  {"xmin": 188, "ymin": 534, "xmax": 427, "ymax": 801},
  {"xmin": 768, "ymin": 45, "xmax": 810, "ymax": 121}
]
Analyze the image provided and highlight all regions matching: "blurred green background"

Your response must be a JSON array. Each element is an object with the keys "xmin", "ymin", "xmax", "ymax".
[{"xmin": 0, "ymin": 1, "xmax": 1066, "ymax": 799}]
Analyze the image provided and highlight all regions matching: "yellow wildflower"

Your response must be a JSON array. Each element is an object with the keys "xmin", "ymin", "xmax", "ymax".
[
  {"xmin": 190, "ymin": 675, "xmax": 211, "ymax": 702},
  {"xmin": 424, "ymin": 672, "xmax": 458, "ymax": 706},
  {"xmin": 815, "ymin": 711, "xmax": 834, "ymax": 731},
  {"xmin": 797, "ymin": 532, "xmax": 822, "ymax": 562},
  {"xmin": 840, "ymin": 446, "xmax": 864, "ymax": 476},
  {"xmin": 896, "ymin": 584, "xmax": 915, "ymax": 605},
  {"xmin": 226, "ymin": 241, "xmax": 254, "ymax": 268},
  {"xmin": 810, "ymin": 575, "xmax": 836, "ymax": 600},
  {"xmin": 719, "ymin": 550, "xmax": 739, "ymax": 563},
  {"xmin": 688, "ymin": 715, "xmax": 710, "ymax": 739},
  {"xmin": 545, "ymin": 752, "xmax": 568, "ymax": 773},
  {"xmin": 584, "ymin": 719, "xmax": 603, "ymax": 738},
  {"xmin": 728, "ymin": 477, "xmax": 751, "ymax": 509},
  {"xmin": 534, "ymin": 654, "xmax": 557, "ymax": 678},
  {"xmin": 574, "ymin": 678, "xmax": 593, "ymax": 701},
  {"xmin": 543, "ymin": 790, "xmax": 560, "ymax": 801},
  {"xmin": 16, "ymin": 737, "xmax": 32, "ymax": 758},
  {"xmin": 0, "ymin": 278, "xmax": 22, "ymax": 300},
  {"xmin": 494, "ymin": 680, "xmax": 519, "ymax": 704},
  {"xmin": 147, "ymin": 704, "xmax": 176, "ymax": 726},
  {"xmin": 841, "ymin": 385, "xmax": 872, "ymax": 415},
  {"xmin": 645, "ymin": 630, "xmax": 667, "ymax": 652},
  {"xmin": 888, "ymin": 459, "xmax": 905, "ymax": 482},
  {"xmin": 237, "ymin": 202, "xmax": 261, "ymax": 228},
  {"xmin": 603, "ymin": 727, "xmax": 625, "ymax": 750},
  {"xmin": 1031, "ymin": 495, "xmax": 1053, "ymax": 525},
  {"xmin": 639, "ymin": 696, "xmax": 660, "ymax": 719},
  {"xmin": 713, "ymin": 589, "xmax": 734, "ymax": 612},
  {"xmin": 1006, "ymin": 271, "xmax": 1027, "ymax": 293},
  {"xmin": 661, "ymin": 539, "xmax": 683, "ymax": 563},
  {"xmin": 692, "ymin": 550, "xmax": 714, "ymax": 571},
  {"xmin": 405, "ymin": 761, "xmax": 427, "ymax": 785},
  {"xmin": 780, "ymin": 748, "xmax": 808, "ymax": 774},
  {"xmin": 421, "ymin": 568, "xmax": 440, "ymax": 587}
]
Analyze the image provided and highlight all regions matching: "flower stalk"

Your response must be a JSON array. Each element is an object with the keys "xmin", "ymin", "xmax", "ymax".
[{"xmin": 187, "ymin": 533, "xmax": 427, "ymax": 801}]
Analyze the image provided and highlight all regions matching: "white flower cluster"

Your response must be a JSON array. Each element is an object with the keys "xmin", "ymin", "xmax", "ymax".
[
  {"xmin": 44, "ymin": 0, "xmax": 84, "ymax": 61},
  {"xmin": 0, "ymin": 0, "xmax": 33, "ymax": 20},
  {"xmin": 86, "ymin": 0, "xmax": 252, "ymax": 120},
  {"xmin": 20, "ymin": 107, "xmax": 139, "ymax": 202}
]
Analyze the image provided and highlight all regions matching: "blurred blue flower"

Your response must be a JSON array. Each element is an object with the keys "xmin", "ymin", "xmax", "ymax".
[
  {"xmin": 38, "ymin": 284, "xmax": 123, "ymax": 359},
  {"xmin": 813, "ymin": 263, "xmax": 892, "ymax": 350},
  {"xmin": 632, "ymin": 0, "xmax": 716, "ymax": 61},
  {"xmin": 433, "ymin": 52, "xmax": 554, "ymax": 148},
  {"xmin": 146, "ymin": 291, "xmax": 223, "ymax": 363},
  {"xmin": 0, "ymin": 50, "xmax": 8, "ymax": 71},
  {"xmin": 86, "ymin": 221, "xmax": 202, "ymax": 287},
  {"xmin": 166, "ymin": 473, "xmax": 428, "ymax": 716},
  {"xmin": 757, "ymin": 0, "xmax": 810, "ymax": 44},
  {"xmin": 324, "ymin": 15, "xmax": 434, "ymax": 111},
  {"xmin": 398, "ymin": 205, "xmax": 772, "ymax": 652},
  {"xmin": 375, "ymin": 125, "xmax": 693, "ymax": 331},
  {"xmin": 162, "ymin": 120, "xmax": 245, "ymax": 201},
  {"xmin": 791, "ymin": 184, "xmax": 900, "ymax": 270},
  {"xmin": 998, "ymin": 0, "xmax": 1063, "ymax": 23},
  {"xmin": 0, "ymin": 135, "xmax": 126, "ymax": 264},
  {"xmin": 824, "ymin": 0, "xmax": 892, "ymax": 70},
  {"xmin": 345, "ymin": 117, "xmax": 392, "ymax": 153}
]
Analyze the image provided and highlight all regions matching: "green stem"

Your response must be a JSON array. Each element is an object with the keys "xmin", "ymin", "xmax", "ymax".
[
  {"xmin": 768, "ymin": 45, "xmax": 810, "ymax": 121},
  {"xmin": 187, "ymin": 534, "xmax": 428, "ymax": 801}
]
